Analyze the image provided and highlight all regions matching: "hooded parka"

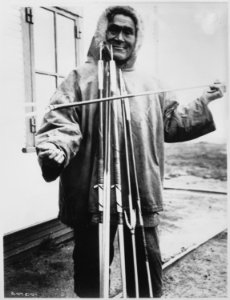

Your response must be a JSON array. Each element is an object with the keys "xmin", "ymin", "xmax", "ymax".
[{"xmin": 36, "ymin": 6, "xmax": 216, "ymax": 227}]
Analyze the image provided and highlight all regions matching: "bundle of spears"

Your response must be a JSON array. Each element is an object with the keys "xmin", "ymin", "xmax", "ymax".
[{"xmin": 94, "ymin": 42, "xmax": 153, "ymax": 298}]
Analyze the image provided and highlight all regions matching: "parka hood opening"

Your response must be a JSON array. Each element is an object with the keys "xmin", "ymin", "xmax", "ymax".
[{"xmin": 87, "ymin": 5, "xmax": 144, "ymax": 70}]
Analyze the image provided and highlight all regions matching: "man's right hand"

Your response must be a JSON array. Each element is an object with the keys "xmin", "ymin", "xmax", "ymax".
[{"xmin": 37, "ymin": 143, "xmax": 65, "ymax": 167}]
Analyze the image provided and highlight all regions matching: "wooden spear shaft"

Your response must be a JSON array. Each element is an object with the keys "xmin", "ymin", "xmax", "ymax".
[
  {"xmin": 100, "ymin": 62, "xmax": 111, "ymax": 298},
  {"xmin": 47, "ymin": 83, "xmax": 225, "ymax": 111},
  {"xmin": 96, "ymin": 57, "xmax": 104, "ymax": 289},
  {"xmin": 110, "ymin": 63, "xmax": 127, "ymax": 298}
]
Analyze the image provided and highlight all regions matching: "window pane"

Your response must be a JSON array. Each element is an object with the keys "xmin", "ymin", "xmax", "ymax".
[
  {"xmin": 57, "ymin": 15, "xmax": 76, "ymax": 76},
  {"xmin": 34, "ymin": 8, "xmax": 55, "ymax": 73},
  {"xmin": 35, "ymin": 74, "xmax": 56, "ymax": 127}
]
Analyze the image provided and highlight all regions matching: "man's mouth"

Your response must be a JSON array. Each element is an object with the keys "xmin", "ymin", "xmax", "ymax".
[
  {"xmin": 112, "ymin": 46, "xmax": 126, "ymax": 53},
  {"xmin": 112, "ymin": 44, "xmax": 126, "ymax": 51}
]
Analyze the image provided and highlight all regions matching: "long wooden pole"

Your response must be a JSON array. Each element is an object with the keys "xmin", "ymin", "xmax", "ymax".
[
  {"xmin": 110, "ymin": 57, "xmax": 127, "ymax": 298},
  {"xmin": 96, "ymin": 46, "xmax": 104, "ymax": 291},
  {"xmin": 47, "ymin": 83, "xmax": 225, "ymax": 111},
  {"xmin": 100, "ymin": 61, "xmax": 111, "ymax": 298}
]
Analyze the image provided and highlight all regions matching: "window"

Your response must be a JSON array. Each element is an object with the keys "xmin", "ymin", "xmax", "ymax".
[{"xmin": 22, "ymin": 7, "xmax": 82, "ymax": 152}]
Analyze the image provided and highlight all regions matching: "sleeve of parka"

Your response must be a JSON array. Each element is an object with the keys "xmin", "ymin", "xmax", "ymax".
[
  {"xmin": 35, "ymin": 70, "xmax": 83, "ymax": 182},
  {"xmin": 161, "ymin": 91, "xmax": 216, "ymax": 143}
]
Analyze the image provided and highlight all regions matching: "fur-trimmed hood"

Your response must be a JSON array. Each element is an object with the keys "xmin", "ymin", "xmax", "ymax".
[{"xmin": 87, "ymin": 5, "xmax": 144, "ymax": 70}]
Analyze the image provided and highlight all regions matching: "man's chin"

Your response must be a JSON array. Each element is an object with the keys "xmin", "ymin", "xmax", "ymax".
[{"xmin": 113, "ymin": 53, "xmax": 128, "ymax": 64}]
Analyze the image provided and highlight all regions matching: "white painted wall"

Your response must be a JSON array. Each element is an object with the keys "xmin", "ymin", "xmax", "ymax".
[
  {"xmin": 1, "ymin": 6, "xmax": 59, "ymax": 235},
  {"xmin": 0, "ymin": 1, "xmax": 228, "ymax": 235}
]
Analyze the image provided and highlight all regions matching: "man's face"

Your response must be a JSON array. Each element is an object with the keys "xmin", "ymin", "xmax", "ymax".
[{"xmin": 106, "ymin": 14, "xmax": 136, "ymax": 63}]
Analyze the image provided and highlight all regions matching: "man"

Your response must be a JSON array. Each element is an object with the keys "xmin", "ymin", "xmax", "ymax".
[{"xmin": 36, "ymin": 6, "xmax": 224, "ymax": 298}]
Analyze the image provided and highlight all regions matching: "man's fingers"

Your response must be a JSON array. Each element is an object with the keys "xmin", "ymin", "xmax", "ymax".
[
  {"xmin": 54, "ymin": 152, "xmax": 65, "ymax": 164},
  {"xmin": 208, "ymin": 85, "xmax": 224, "ymax": 97},
  {"xmin": 39, "ymin": 148, "xmax": 65, "ymax": 165},
  {"xmin": 48, "ymin": 150, "xmax": 58, "ymax": 159},
  {"xmin": 209, "ymin": 84, "xmax": 221, "ymax": 90},
  {"xmin": 38, "ymin": 150, "xmax": 53, "ymax": 158},
  {"xmin": 203, "ymin": 81, "xmax": 226, "ymax": 104},
  {"xmin": 210, "ymin": 81, "xmax": 226, "ymax": 92},
  {"xmin": 38, "ymin": 146, "xmax": 51, "ymax": 151},
  {"xmin": 52, "ymin": 150, "xmax": 65, "ymax": 162},
  {"xmin": 37, "ymin": 143, "xmax": 57, "ymax": 151}
]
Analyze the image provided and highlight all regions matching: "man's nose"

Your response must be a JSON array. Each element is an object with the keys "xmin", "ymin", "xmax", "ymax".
[{"xmin": 115, "ymin": 31, "xmax": 125, "ymax": 41}]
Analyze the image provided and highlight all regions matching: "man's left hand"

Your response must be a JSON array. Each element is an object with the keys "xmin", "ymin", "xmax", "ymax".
[{"xmin": 202, "ymin": 81, "xmax": 226, "ymax": 105}]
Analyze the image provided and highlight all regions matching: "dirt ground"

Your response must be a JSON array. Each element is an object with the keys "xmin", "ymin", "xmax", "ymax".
[
  {"xmin": 4, "ymin": 230, "xmax": 228, "ymax": 298},
  {"xmin": 162, "ymin": 231, "xmax": 228, "ymax": 298},
  {"xmin": 4, "ymin": 141, "xmax": 228, "ymax": 298},
  {"xmin": 162, "ymin": 142, "xmax": 228, "ymax": 298}
]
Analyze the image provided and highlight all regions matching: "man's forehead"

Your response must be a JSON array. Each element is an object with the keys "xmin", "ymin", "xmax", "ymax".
[{"xmin": 110, "ymin": 14, "xmax": 136, "ymax": 29}]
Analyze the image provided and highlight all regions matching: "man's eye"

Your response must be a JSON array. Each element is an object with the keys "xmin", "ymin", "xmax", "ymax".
[
  {"xmin": 108, "ymin": 25, "xmax": 134, "ymax": 36},
  {"xmin": 108, "ymin": 25, "xmax": 120, "ymax": 35},
  {"xmin": 123, "ymin": 28, "xmax": 134, "ymax": 35}
]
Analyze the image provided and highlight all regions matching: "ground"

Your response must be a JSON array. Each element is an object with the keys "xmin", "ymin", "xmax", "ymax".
[
  {"xmin": 163, "ymin": 141, "xmax": 228, "ymax": 298},
  {"xmin": 163, "ymin": 231, "xmax": 227, "ymax": 298},
  {"xmin": 4, "ymin": 230, "xmax": 227, "ymax": 298},
  {"xmin": 4, "ymin": 141, "xmax": 228, "ymax": 298}
]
